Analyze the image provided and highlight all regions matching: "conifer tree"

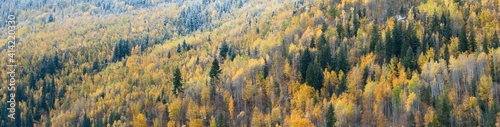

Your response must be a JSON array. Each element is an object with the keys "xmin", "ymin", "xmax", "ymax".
[
  {"xmin": 300, "ymin": 48, "xmax": 312, "ymax": 83},
  {"xmin": 326, "ymin": 104, "xmax": 336, "ymax": 127},
  {"xmin": 335, "ymin": 45, "xmax": 349, "ymax": 73},
  {"xmin": 469, "ymin": 26, "xmax": 477, "ymax": 52},
  {"xmin": 458, "ymin": 27, "xmax": 469, "ymax": 52},
  {"xmin": 317, "ymin": 34, "xmax": 332, "ymax": 69},
  {"xmin": 370, "ymin": 24, "xmax": 380, "ymax": 53},
  {"xmin": 210, "ymin": 58, "xmax": 221, "ymax": 80},
  {"xmin": 483, "ymin": 34, "xmax": 489, "ymax": 53},
  {"xmin": 173, "ymin": 67, "xmax": 183, "ymax": 95},
  {"xmin": 306, "ymin": 63, "xmax": 324, "ymax": 91},
  {"xmin": 492, "ymin": 31, "xmax": 499, "ymax": 49}
]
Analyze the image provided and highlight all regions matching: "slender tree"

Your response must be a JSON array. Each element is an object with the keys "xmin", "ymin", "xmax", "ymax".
[
  {"xmin": 173, "ymin": 67, "xmax": 183, "ymax": 95},
  {"xmin": 492, "ymin": 31, "xmax": 499, "ymax": 49},
  {"xmin": 326, "ymin": 104, "xmax": 336, "ymax": 127},
  {"xmin": 458, "ymin": 27, "xmax": 468, "ymax": 52},
  {"xmin": 300, "ymin": 48, "xmax": 312, "ymax": 83},
  {"xmin": 210, "ymin": 58, "xmax": 221, "ymax": 79},
  {"xmin": 370, "ymin": 24, "xmax": 381, "ymax": 53}
]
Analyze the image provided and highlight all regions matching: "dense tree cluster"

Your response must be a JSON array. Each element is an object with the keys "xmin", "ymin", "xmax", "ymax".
[{"xmin": 2, "ymin": 0, "xmax": 500, "ymax": 126}]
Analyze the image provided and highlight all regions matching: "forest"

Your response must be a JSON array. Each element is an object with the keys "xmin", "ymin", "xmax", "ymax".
[{"xmin": 1, "ymin": 0, "xmax": 500, "ymax": 126}]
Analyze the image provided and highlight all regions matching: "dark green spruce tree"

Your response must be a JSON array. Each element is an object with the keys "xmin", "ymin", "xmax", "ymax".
[
  {"xmin": 210, "ymin": 58, "xmax": 222, "ymax": 80},
  {"xmin": 458, "ymin": 27, "xmax": 469, "ymax": 52},
  {"xmin": 492, "ymin": 31, "xmax": 499, "ymax": 49},
  {"xmin": 335, "ymin": 45, "xmax": 349, "ymax": 73},
  {"xmin": 317, "ymin": 34, "xmax": 332, "ymax": 69},
  {"xmin": 173, "ymin": 67, "xmax": 183, "ymax": 95},
  {"xmin": 300, "ymin": 48, "xmax": 312, "ymax": 83},
  {"xmin": 469, "ymin": 26, "xmax": 477, "ymax": 52},
  {"xmin": 370, "ymin": 24, "xmax": 381, "ymax": 53},
  {"xmin": 306, "ymin": 63, "xmax": 324, "ymax": 91},
  {"xmin": 392, "ymin": 21, "xmax": 404, "ymax": 57},
  {"xmin": 483, "ymin": 34, "xmax": 489, "ymax": 53},
  {"xmin": 326, "ymin": 104, "xmax": 336, "ymax": 127}
]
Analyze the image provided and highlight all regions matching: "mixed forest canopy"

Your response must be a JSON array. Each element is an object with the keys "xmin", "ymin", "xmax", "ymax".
[{"xmin": 1, "ymin": 0, "xmax": 500, "ymax": 126}]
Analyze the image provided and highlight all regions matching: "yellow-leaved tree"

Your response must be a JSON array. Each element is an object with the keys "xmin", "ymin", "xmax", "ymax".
[{"xmin": 133, "ymin": 113, "xmax": 147, "ymax": 127}]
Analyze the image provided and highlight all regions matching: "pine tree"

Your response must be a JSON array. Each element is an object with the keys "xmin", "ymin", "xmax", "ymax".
[
  {"xmin": 405, "ymin": 23, "xmax": 420, "ymax": 55},
  {"xmin": 300, "ymin": 48, "xmax": 312, "ymax": 83},
  {"xmin": 29, "ymin": 73, "xmax": 37, "ymax": 89},
  {"xmin": 310, "ymin": 35, "xmax": 316, "ymax": 48},
  {"xmin": 437, "ymin": 94, "xmax": 452, "ymax": 126},
  {"xmin": 216, "ymin": 114, "xmax": 229, "ymax": 127},
  {"xmin": 353, "ymin": 13, "xmax": 360, "ymax": 37},
  {"xmin": 335, "ymin": 45, "xmax": 349, "ymax": 73},
  {"xmin": 220, "ymin": 40, "xmax": 229, "ymax": 60},
  {"xmin": 177, "ymin": 44, "xmax": 182, "ymax": 53},
  {"xmin": 210, "ymin": 58, "xmax": 221, "ymax": 80},
  {"xmin": 336, "ymin": 70, "xmax": 347, "ymax": 96},
  {"xmin": 306, "ymin": 63, "xmax": 324, "ymax": 91},
  {"xmin": 337, "ymin": 24, "xmax": 344, "ymax": 40},
  {"xmin": 263, "ymin": 59, "xmax": 269, "ymax": 79},
  {"xmin": 326, "ymin": 104, "xmax": 336, "ymax": 127},
  {"xmin": 430, "ymin": 12, "xmax": 439, "ymax": 33},
  {"xmin": 47, "ymin": 13, "xmax": 55, "ymax": 23},
  {"xmin": 385, "ymin": 28, "xmax": 393, "ymax": 59},
  {"xmin": 492, "ymin": 31, "xmax": 499, "ymax": 49},
  {"xmin": 92, "ymin": 57, "xmax": 100, "ymax": 72},
  {"xmin": 112, "ymin": 39, "xmax": 131, "ymax": 62},
  {"xmin": 403, "ymin": 47, "xmax": 417, "ymax": 71},
  {"xmin": 392, "ymin": 21, "xmax": 403, "ymax": 57},
  {"xmin": 444, "ymin": 44, "xmax": 450, "ymax": 65},
  {"xmin": 317, "ymin": 34, "xmax": 332, "ymax": 69},
  {"xmin": 483, "ymin": 34, "xmax": 489, "ymax": 53},
  {"xmin": 469, "ymin": 26, "xmax": 477, "ymax": 52},
  {"xmin": 458, "ymin": 27, "xmax": 468, "ymax": 52},
  {"xmin": 370, "ymin": 24, "xmax": 381, "ymax": 53},
  {"xmin": 173, "ymin": 67, "xmax": 183, "ymax": 95},
  {"xmin": 441, "ymin": 12, "xmax": 452, "ymax": 40},
  {"xmin": 82, "ymin": 114, "xmax": 92, "ymax": 127}
]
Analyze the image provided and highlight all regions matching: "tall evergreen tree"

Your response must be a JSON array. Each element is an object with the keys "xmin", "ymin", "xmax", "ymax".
[
  {"xmin": 483, "ymin": 34, "xmax": 489, "ymax": 53},
  {"xmin": 444, "ymin": 44, "xmax": 450, "ymax": 65},
  {"xmin": 336, "ymin": 71, "xmax": 347, "ymax": 95},
  {"xmin": 469, "ymin": 26, "xmax": 477, "ymax": 52},
  {"xmin": 403, "ymin": 47, "xmax": 417, "ymax": 71},
  {"xmin": 173, "ymin": 67, "xmax": 183, "ymax": 95},
  {"xmin": 385, "ymin": 28, "xmax": 394, "ymax": 59},
  {"xmin": 210, "ymin": 58, "xmax": 221, "ymax": 79},
  {"xmin": 441, "ymin": 12, "xmax": 452, "ymax": 40},
  {"xmin": 492, "ymin": 31, "xmax": 499, "ymax": 49},
  {"xmin": 405, "ymin": 23, "xmax": 420, "ymax": 55},
  {"xmin": 370, "ymin": 24, "xmax": 381, "ymax": 53},
  {"xmin": 306, "ymin": 63, "xmax": 324, "ymax": 91},
  {"xmin": 177, "ymin": 43, "xmax": 182, "ymax": 53},
  {"xmin": 220, "ymin": 40, "xmax": 229, "ymax": 60},
  {"xmin": 326, "ymin": 104, "xmax": 336, "ymax": 127},
  {"xmin": 437, "ymin": 93, "xmax": 452, "ymax": 126},
  {"xmin": 337, "ymin": 24, "xmax": 345, "ymax": 40},
  {"xmin": 300, "ymin": 48, "xmax": 312, "ymax": 83},
  {"xmin": 310, "ymin": 35, "xmax": 316, "ymax": 48},
  {"xmin": 335, "ymin": 45, "xmax": 349, "ymax": 73},
  {"xmin": 263, "ymin": 59, "xmax": 269, "ymax": 79},
  {"xmin": 112, "ymin": 39, "xmax": 131, "ymax": 62},
  {"xmin": 458, "ymin": 27, "xmax": 469, "ymax": 52},
  {"xmin": 317, "ymin": 34, "xmax": 332, "ymax": 69},
  {"xmin": 392, "ymin": 21, "xmax": 404, "ymax": 57},
  {"xmin": 430, "ymin": 12, "xmax": 439, "ymax": 33},
  {"xmin": 353, "ymin": 13, "xmax": 360, "ymax": 37}
]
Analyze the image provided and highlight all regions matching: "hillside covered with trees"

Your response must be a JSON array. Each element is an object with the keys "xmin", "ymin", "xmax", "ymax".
[{"xmin": 1, "ymin": 0, "xmax": 500, "ymax": 126}]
